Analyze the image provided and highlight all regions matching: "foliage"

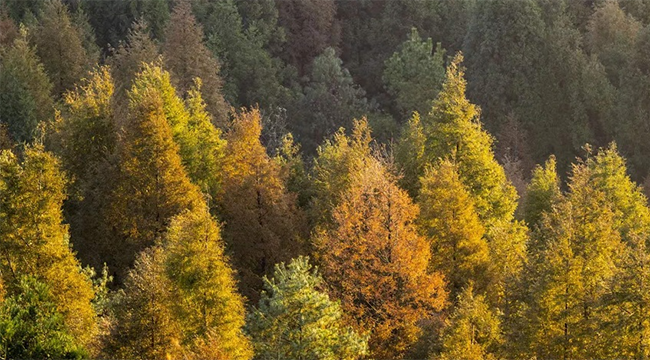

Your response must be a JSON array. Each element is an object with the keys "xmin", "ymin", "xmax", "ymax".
[
  {"xmin": 315, "ymin": 159, "xmax": 447, "ymax": 359},
  {"xmin": 248, "ymin": 256, "xmax": 367, "ymax": 360}
]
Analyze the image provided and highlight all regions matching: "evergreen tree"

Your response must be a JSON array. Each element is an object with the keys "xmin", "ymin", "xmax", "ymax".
[
  {"xmin": 418, "ymin": 160, "xmax": 489, "ymax": 298},
  {"xmin": 0, "ymin": 146, "xmax": 97, "ymax": 347},
  {"xmin": 395, "ymin": 112, "xmax": 426, "ymax": 197},
  {"xmin": 435, "ymin": 284, "xmax": 502, "ymax": 360},
  {"xmin": 194, "ymin": 0, "xmax": 287, "ymax": 108},
  {"xmin": 0, "ymin": 9, "xmax": 18, "ymax": 47},
  {"xmin": 46, "ymin": 66, "xmax": 117, "ymax": 272},
  {"xmin": 276, "ymin": 0, "xmax": 339, "ymax": 75},
  {"xmin": 0, "ymin": 276, "xmax": 86, "ymax": 359},
  {"xmin": 525, "ymin": 150, "xmax": 625, "ymax": 359},
  {"xmin": 0, "ymin": 27, "xmax": 54, "ymax": 143},
  {"xmin": 163, "ymin": 206, "xmax": 253, "ymax": 359},
  {"xmin": 84, "ymin": 0, "xmax": 169, "ymax": 51},
  {"xmin": 291, "ymin": 47, "xmax": 370, "ymax": 154},
  {"xmin": 248, "ymin": 256, "xmax": 367, "ymax": 360},
  {"xmin": 163, "ymin": 0, "xmax": 229, "ymax": 127},
  {"xmin": 315, "ymin": 159, "xmax": 447, "ymax": 359},
  {"xmin": 31, "ymin": 0, "xmax": 95, "ymax": 97},
  {"xmin": 383, "ymin": 27, "xmax": 446, "ymax": 117},
  {"xmin": 422, "ymin": 53, "xmax": 518, "ymax": 224},
  {"xmin": 220, "ymin": 108, "xmax": 306, "ymax": 302},
  {"xmin": 463, "ymin": 0, "xmax": 546, "ymax": 135}
]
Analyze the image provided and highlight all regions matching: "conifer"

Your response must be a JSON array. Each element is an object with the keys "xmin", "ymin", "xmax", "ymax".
[
  {"xmin": 248, "ymin": 256, "xmax": 367, "ymax": 360},
  {"xmin": 315, "ymin": 159, "xmax": 447, "ymax": 359}
]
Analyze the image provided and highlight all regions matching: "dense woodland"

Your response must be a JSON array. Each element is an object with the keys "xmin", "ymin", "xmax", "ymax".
[{"xmin": 4, "ymin": 0, "xmax": 650, "ymax": 359}]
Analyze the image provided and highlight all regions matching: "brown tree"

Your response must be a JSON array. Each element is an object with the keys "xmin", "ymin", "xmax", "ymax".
[
  {"xmin": 163, "ymin": 0, "xmax": 229, "ymax": 127},
  {"xmin": 315, "ymin": 159, "xmax": 447, "ymax": 359}
]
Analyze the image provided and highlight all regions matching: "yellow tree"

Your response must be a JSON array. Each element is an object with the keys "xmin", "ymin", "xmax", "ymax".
[
  {"xmin": 310, "ymin": 118, "xmax": 374, "ymax": 226},
  {"xmin": 0, "ymin": 146, "xmax": 96, "ymax": 348},
  {"xmin": 163, "ymin": 206, "xmax": 252, "ymax": 359},
  {"xmin": 315, "ymin": 159, "xmax": 447, "ymax": 359},
  {"xmin": 418, "ymin": 159, "xmax": 489, "ymax": 298},
  {"xmin": 220, "ymin": 108, "xmax": 306, "ymax": 302},
  {"xmin": 106, "ymin": 90, "xmax": 202, "ymax": 279},
  {"xmin": 103, "ymin": 246, "xmax": 182, "ymax": 360},
  {"xmin": 129, "ymin": 63, "xmax": 227, "ymax": 207}
]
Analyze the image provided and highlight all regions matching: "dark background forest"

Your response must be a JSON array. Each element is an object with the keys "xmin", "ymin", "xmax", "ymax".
[{"xmin": 2, "ymin": 0, "xmax": 650, "ymax": 359}]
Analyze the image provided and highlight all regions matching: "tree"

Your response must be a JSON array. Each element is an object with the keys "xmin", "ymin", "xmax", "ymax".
[
  {"xmin": 46, "ymin": 66, "xmax": 117, "ymax": 272},
  {"xmin": 315, "ymin": 159, "xmax": 447, "ymax": 359},
  {"xmin": 524, "ymin": 148, "xmax": 628, "ymax": 359},
  {"xmin": 586, "ymin": 0, "xmax": 641, "ymax": 87},
  {"xmin": 395, "ymin": 112, "xmax": 427, "ymax": 197},
  {"xmin": 0, "ymin": 146, "xmax": 96, "ymax": 347},
  {"xmin": 523, "ymin": 155, "xmax": 562, "ymax": 229},
  {"xmin": 195, "ymin": 0, "xmax": 287, "ymax": 108},
  {"xmin": 103, "ymin": 247, "xmax": 181, "ymax": 360},
  {"xmin": 105, "ymin": 89, "xmax": 203, "ymax": 279},
  {"xmin": 291, "ymin": 47, "xmax": 370, "ymax": 155},
  {"xmin": 384, "ymin": 27, "xmax": 446, "ymax": 117},
  {"xmin": 49, "ymin": 66, "xmax": 115, "ymax": 191},
  {"xmin": 107, "ymin": 19, "xmax": 159, "ymax": 95},
  {"xmin": 420, "ymin": 53, "xmax": 527, "ymax": 317},
  {"xmin": 310, "ymin": 117, "xmax": 374, "ymax": 226},
  {"xmin": 129, "ymin": 63, "xmax": 227, "ymax": 205},
  {"xmin": 276, "ymin": 0, "xmax": 339, "ymax": 75},
  {"xmin": 31, "ymin": 0, "xmax": 96, "ymax": 97},
  {"xmin": 418, "ymin": 160, "xmax": 489, "ymax": 298},
  {"xmin": 463, "ymin": 0, "xmax": 546, "ymax": 136},
  {"xmin": 0, "ymin": 9, "xmax": 18, "ymax": 47},
  {"xmin": 163, "ymin": 206, "xmax": 252, "ymax": 359},
  {"xmin": 163, "ymin": 0, "xmax": 229, "ymax": 127},
  {"xmin": 422, "ymin": 53, "xmax": 519, "ymax": 224},
  {"xmin": 247, "ymin": 256, "xmax": 367, "ymax": 360},
  {"xmin": 435, "ymin": 284, "xmax": 502, "ymax": 360},
  {"xmin": 0, "ymin": 27, "xmax": 54, "ymax": 143},
  {"xmin": 0, "ymin": 276, "xmax": 86, "ymax": 359},
  {"xmin": 84, "ymin": 0, "xmax": 169, "ymax": 51},
  {"xmin": 220, "ymin": 108, "xmax": 306, "ymax": 302}
]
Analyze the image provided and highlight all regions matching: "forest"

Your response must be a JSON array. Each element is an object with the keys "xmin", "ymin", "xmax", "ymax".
[{"xmin": 3, "ymin": 0, "xmax": 650, "ymax": 359}]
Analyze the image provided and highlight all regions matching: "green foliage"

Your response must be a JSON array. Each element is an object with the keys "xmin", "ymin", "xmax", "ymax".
[
  {"xmin": 291, "ymin": 47, "xmax": 370, "ymax": 155},
  {"xmin": 83, "ymin": 0, "xmax": 169, "ymax": 50},
  {"xmin": 0, "ymin": 276, "xmax": 86, "ymax": 360},
  {"xmin": 248, "ymin": 256, "xmax": 367, "ymax": 360},
  {"xmin": 195, "ymin": 0, "xmax": 287, "ymax": 108},
  {"xmin": 384, "ymin": 28, "xmax": 446, "ymax": 117},
  {"xmin": 422, "ymin": 53, "xmax": 518, "ymax": 226},
  {"xmin": 0, "ymin": 27, "xmax": 54, "ymax": 143},
  {"xmin": 106, "ymin": 87, "xmax": 202, "ymax": 279},
  {"xmin": 129, "ymin": 63, "xmax": 227, "ymax": 205}
]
